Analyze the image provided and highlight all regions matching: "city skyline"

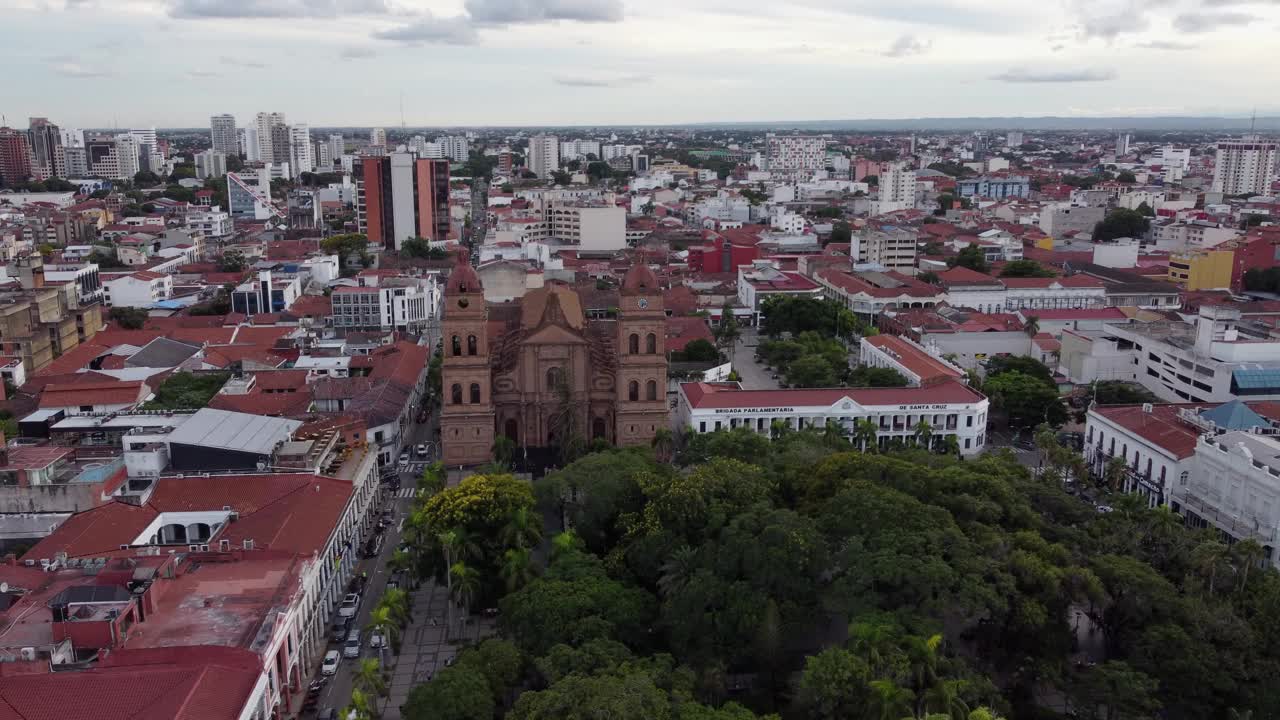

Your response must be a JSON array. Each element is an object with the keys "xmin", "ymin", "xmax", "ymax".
[{"xmin": 7, "ymin": 0, "xmax": 1280, "ymax": 128}]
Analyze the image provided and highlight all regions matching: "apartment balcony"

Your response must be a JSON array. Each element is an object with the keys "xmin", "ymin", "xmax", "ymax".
[{"xmin": 1179, "ymin": 490, "xmax": 1277, "ymax": 544}]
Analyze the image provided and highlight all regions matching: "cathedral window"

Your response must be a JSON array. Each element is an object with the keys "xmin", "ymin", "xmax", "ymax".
[
  {"xmin": 470, "ymin": 383, "xmax": 481, "ymax": 404},
  {"xmin": 546, "ymin": 367, "xmax": 562, "ymax": 390},
  {"xmin": 467, "ymin": 335, "xmax": 478, "ymax": 356},
  {"xmin": 450, "ymin": 383, "xmax": 462, "ymax": 404},
  {"xmin": 451, "ymin": 335, "xmax": 461, "ymax": 357},
  {"xmin": 628, "ymin": 333, "xmax": 639, "ymax": 354},
  {"xmin": 646, "ymin": 379, "xmax": 658, "ymax": 401},
  {"xmin": 645, "ymin": 333, "xmax": 656, "ymax": 354},
  {"xmin": 628, "ymin": 380, "xmax": 639, "ymax": 401}
]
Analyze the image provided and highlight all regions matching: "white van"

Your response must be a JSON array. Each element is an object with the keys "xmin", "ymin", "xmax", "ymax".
[{"xmin": 343, "ymin": 628, "xmax": 361, "ymax": 659}]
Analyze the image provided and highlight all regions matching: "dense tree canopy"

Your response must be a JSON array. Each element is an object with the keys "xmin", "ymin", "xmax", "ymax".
[
  {"xmin": 949, "ymin": 243, "xmax": 990, "ymax": 274},
  {"xmin": 1093, "ymin": 208, "xmax": 1151, "ymax": 242},
  {"xmin": 998, "ymin": 260, "xmax": 1056, "ymax": 278}
]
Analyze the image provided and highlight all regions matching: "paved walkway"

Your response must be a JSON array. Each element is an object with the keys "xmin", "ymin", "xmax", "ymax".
[{"xmin": 379, "ymin": 582, "xmax": 498, "ymax": 719}]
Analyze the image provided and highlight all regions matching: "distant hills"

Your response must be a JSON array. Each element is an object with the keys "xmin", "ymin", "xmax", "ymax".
[{"xmin": 683, "ymin": 116, "xmax": 1280, "ymax": 132}]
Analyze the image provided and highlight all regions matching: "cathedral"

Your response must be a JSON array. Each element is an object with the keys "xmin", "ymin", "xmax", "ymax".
[{"xmin": 440, "ymin": 261, "xmax": 669, "ymax": 466}]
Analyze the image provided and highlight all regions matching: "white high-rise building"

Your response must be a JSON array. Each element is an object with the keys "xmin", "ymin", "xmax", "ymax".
[
  {"xmin": 437, "ymin": 135, "xmax": 469, "ymax": 162},
  {"xmin": 876, "ymin": 162, "xmax": 917, "ymax": 212},
  {"xmin": 528, "ymin": 134, "xmax": 560, "ymax": 179},
  {"xmin": 289, "ymin": 124, "xmax": 315, "ymax": 174},
  {"xmin": 59, "ymin": 127, "xmax": 85, "ymax": 149},
  {"xmin": 765, "ymin": 133, "xmax": 828, "ymax": 171},
  {"xmin": 210, "ymin": 114, "xmax": 238, "ymax": 155},
  {"xmin": 242, "ymin": 127, "xmax": 261, "ymax": 162},
  {"xmin": 1006, "ymin": 131, "xmax": 1024, "ymax": 148},
  {"xmin": 195, "ymin": 149, "xmax": 227, "ymax": 180},
  {"xmin": 1115, "ymin": 133, "xmax": 1131, "ymax": 157},
  {"xmin": 113, "ymin": 134, "xmax": 142, "ymax": 178},
  {"xmin": 328, "ymin": 134, "xmax": 344, "ymax": 167},
  {"xmin": 315, "ymin": 141, "xmax": 331, "ymax": 169},
  {"xmin": 559, "ymin": 139, "xmax": 602, "ymax": 161},
  {"xmin": 129, "ymin": 127, "xmax": 157, "ymax": 151},
  {"xmin": 255, "ymin": 112, "xmax": 285, "ymax": 163},
  {"xmin": 1212, "ymin": 136, "xmax": 1279, "ymax": 196},
  {"xmin": 370, "ymin": 128, "xmax": 387, "ymax": 147}
]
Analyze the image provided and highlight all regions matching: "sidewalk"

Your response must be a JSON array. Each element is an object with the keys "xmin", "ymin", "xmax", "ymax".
[{"xmin": 378, "ymin": 582, "xmax": 498, "ymax": 719}]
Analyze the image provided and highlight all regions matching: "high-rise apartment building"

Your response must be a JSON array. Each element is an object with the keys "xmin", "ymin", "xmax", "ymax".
[
  {"xmin": 559, "ymin": 139, "xmax": 602, "ymax": 161},
  {"xmin": 356, "ymin": 153, "xmax": 450, "ymax": 251},
  {"xmin": 63, "ymin": 147, "xmax": 88, "ymax": 177},
  {"xmin": 1115, "ymin": 133, "xmax": 1131, "ymax": 157},
  {"xmin": 765, "ymin": 133, "xmax": 828, "ymax": 171},
  {"xmin": 328, "ymin": 134, "xmax": 344, "ymax": 166},
  {"xmin": 289, "ymin": 124, "xmax": 314, "ymax": 174},
  {"xmin": 1212, "ymin": 136, "xmax": 1279, "ymax": 196},
  {"xmin": 242, "ymin": 127, "xmax": 261, "ymax": 162},
  {"xmin": 437, "ymin": 136, "xmax": 469, "ymax": 162},
  {"xmin": 269, "ymin": 124, "xmax": 291, "ymax": 165},
  {"xmin": 314, "ymin": 141, "xmax": 331, "ymax": 169},
  {"xmin": 498, "ymin": 151, "xmax": 514, "ymax": 176},
  {"xmin": 1006, "ymin": 131, "xmax": 1024, "ymax": 148},
  {"xmin": 27, "ymin": 118, "xmax": 61, "ymax": 180},
  {"xmin": 113, "ymin": 134, "xmax": 142, "ymax": 178},
  {"xmin": 876, "ymin": 162, "xmax": 917, "ymax": 212},
  {"xmin": 210, "ymin": 114, "xmax": 238, "ymax": 155},
  {"xmin": 370, "ymin": 128, "xmax": 387, "ymax": 148},
  {"xmin": 195, "ymin": 150, "xmax": 227, "ymax": 180},
  {"xmin": 528, "ymin": 134, "xmax": 559, "ymax": 180},
  {"xmin": 0, "ymin": 127, "xmax": 34, "ymax": 185},
  {"xmin": 255, "ymin": 112, "xmax": 286, "ymax": 162}
]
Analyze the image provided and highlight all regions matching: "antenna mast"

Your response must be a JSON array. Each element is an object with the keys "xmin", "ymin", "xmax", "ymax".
[{"xmin": 400, "ymin": 91, "xmax": 405, "ymax": 129}]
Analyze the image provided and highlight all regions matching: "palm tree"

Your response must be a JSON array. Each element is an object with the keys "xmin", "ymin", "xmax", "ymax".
[
  {"xmin": 353, "ymin": 657, "xmax": 386, "ymax": 698},
  {"xmin": 849, "ymin": 617, "xmax": 899, "ymax": 676},
  {"xmin": 366, "ymin": 605, "xmax": 401, "ymax": 655},
  {"xmin": 345, "ymin": 687, "xmax": 377, "ymax": 720},
  {"xmin": 658, "ymin": 545, "xmax": 699, "ymax": 598},
  {"xmin": 491, "ymin": 435, "xmax": 516, "ymax": 469},
  {"xmin": 651, "ymin": 427, "xmax": 675, "ymax": 463},
  {"xmin": 925, "ymin": 679, "xmax": 971, "ymax": 720},
  {"xmin": 450, "ymin": 561, "xmax": 482, "ymax": 641},
  {"xmin": 551, "ymin": 529, "xmax": 581, "ymax": 558},
  {"xmin": 387, "ymin": 548, "xmax": 417, "ymax": 589},
  {"xmin": 1023, "ymin": 314, "xmax": 1040, "ymax": 338},
  {"xmin": 906, "ymin": 634, "xmax": 943, "ymax": 714},
  {"xmin": 941, "ymin": 434, "xmax": 961, "ymax": 457},
  {"xmin": 500, "ymin": 507, "xmax": 543, "ymax": 551},
  {"xmin": 868, "ymin": 679, "xmax": 915, "ymax": 720},
  {"xmin": 381, "ymin": 587, "xmax": 411, "ymax": 627},
  {"xmin": 770, "ymin": 419, "xmax": 791, "ymax": 440},
  {"xmin": 1103, "ymin": 456, "xmax": 1129, "ymax": 492},
  {"xmin": 500, "ymin": 547, "xmax": 536, "ymax": 592},
  {"xmin": 1232, "ymin": 538, "xmax": 1266, "ymax": 593},
  {"xmin": 715, "ymin": 304, "xmax": 741, "ymax": 364},
  {"xmin": 912, "ymin": 420, "xmax": 934, "ymax": 451},
  {"xmin": 822, "ymin": 419, "xmax": 847, "ymax": 447},
  {"xmin": 854, "ymin": 418, "xmax": 879, "ymax": 453},
  {"xmin": 1189, "ymin": 539, "xmax": 1232, "ymax": 594}
]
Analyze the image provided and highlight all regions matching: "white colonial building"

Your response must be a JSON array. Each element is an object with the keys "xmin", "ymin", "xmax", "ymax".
[{"xmin": 676, "ymin": 380, "xmax": 989, "ymax": 456}]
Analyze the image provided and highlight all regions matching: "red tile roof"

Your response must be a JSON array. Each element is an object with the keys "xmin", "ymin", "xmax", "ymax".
[
  {"xmin": 665, "ymin": 316, "xmax": 716, "ymax": 352},
  {"xmin": 863, "ymin": 334, "xmax": 963, "ymax": 384},
  {"xmin": 1090, "ymin": 403, "xmax": 1208, "ymax": 459},
  {"xmin": 39, "ymin": 380, "xmax": 148, "ymax": 408},
  {"xmin": 0, "ymin": 646, "xmax": 262, "ymax": 720},
  {"xmin": 681, "ymin": 378, "xmax": 985, "ymax": 410}
]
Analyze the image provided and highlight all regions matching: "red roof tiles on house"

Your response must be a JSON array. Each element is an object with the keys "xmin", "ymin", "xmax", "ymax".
[{"xmin": 863, "ymin": 334, "xmax": 963, "ymax": 384}]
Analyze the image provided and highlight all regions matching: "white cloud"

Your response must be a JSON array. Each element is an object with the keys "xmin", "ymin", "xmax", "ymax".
[
  {"xmin": 554, "ymin": 73, "xmax": 652, "ymax": 87},
  {"xmin": 52, "ymin": 61, "xmax": 113, "ymax": 78},
  {"xmin": 1135, "ymin": 39, "xmax": 1197, "ymax": 49},
  {"xmin": 991, "ymin": 67, "xmax": 1116, "ymax": 82},
  {"xmin": 1172, "ymin": 11, "xmax": 1256, "ymax": 32},
  {"xmin": 340, "ymin": 46, "xmax": 377, "ymax": 58},
  {"xmin": 883, "ymin": 34, "xmax": 930, "ymax": 57},
  {"xmin": 465, "ymin": 0, "xmax": 624, "ymax": 25},
  {"xmin": 372, "ymin": 13, "xmax": 480, "ymax": 44},
  {"xmin": 169, "ymin": 0, "xmax": 389, "ymax": 19},
  {"xmin": 219, "ymin": 55, "xmax": 269, "ymax": 68}
]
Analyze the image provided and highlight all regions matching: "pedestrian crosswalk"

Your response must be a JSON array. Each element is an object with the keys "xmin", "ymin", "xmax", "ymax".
[{"xmin": 395, "ymin": 488, "xmax": 418, "ymax": 499}]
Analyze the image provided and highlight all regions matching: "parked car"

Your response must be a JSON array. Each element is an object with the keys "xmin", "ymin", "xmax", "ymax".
[
  {"xmin": 369, "ymin": 630, "xmax": 385, "ymax": 649},
  {"xmin": 343, "ymin": 629, "xmax": 361, "ymax": 658},
  {"xmin": 321, "ymin": 651, "xmax": 340, "ymax": 676},
  {"xmin": 398, "ymin": 451, "xmax": 410, "ymax": 464},
  {"xmin": 317, "ymin": 709, "xmax": 336, "ymax": 720},
  {"xmin": 330, "ymin": 617, "xmax": 350, "ymax": 642},
  {"xmin": 416, "ymin": 443, "xmax": 428, "ymax": 458},
  {"xmin": 363, "ymin": 534, "xmax": 384, "ymax": 559},
  {"xmin": 338, "ymin": 593, "xmax": 360, "ymax": 618}
]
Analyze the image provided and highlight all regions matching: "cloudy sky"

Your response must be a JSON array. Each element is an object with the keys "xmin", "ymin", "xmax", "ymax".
[{"xmin": 5, "ymin": 0, "xmax": 1280, "ymax": 128}]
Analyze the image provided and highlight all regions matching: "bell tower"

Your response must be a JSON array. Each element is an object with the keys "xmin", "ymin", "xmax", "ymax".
[
  {"xmin": 440, "ymin": 261, "xmax": 495, "ymax": 465},
  {"xmin": 615, "ymin": 263, "xmax": 668, "ymax": 446}
]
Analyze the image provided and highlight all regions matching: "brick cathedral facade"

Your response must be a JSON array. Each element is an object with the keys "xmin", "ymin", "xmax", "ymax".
[{"xmin": 440, "ymin": 262, "xmax": 669, "ymax": 466}]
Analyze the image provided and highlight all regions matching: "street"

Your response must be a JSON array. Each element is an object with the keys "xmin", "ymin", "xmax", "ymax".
[{"xmin": 304, "ymin": 404, "xmax": 496, "ymax": 720}]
